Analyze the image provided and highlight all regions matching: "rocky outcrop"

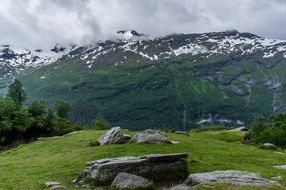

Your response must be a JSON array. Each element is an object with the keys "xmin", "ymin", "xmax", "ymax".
[
  {"xmin": 184, "ymin": 170, "xmax": 278, "ymax": 186},
  {"xmin": 97, "ymin": 127, "xmax": 129, "ymax": 145},
  {"xmin": 170, "ymin": 184, "xmax": 192, "ymax": 190},
  {"xmin": 130, "ymin": 130, "xmax": 171, "ymax": 144},
  {"xmin": 111, "ymin": 172, "xmax": 151, "ymax": 190},
  {"xmin": 73, "ymin": 153, "xmax": 188, "ymax": 186}
]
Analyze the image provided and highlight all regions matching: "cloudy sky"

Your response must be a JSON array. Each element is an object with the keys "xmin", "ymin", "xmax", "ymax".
[{"xmin": 0, "ymin": 0, "xmax": 286, "ymax": 49}]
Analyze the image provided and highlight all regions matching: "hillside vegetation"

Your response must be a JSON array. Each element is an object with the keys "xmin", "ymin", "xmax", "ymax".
[
  {"xmin": 18, "ymin": 31, "xmax": 286, "ymax": 130},
  {"xmin": 1, "ymin": 130, "xmax": 286, "ymax": 190}
]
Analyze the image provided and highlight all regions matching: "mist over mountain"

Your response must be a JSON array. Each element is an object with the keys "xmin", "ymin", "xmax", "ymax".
[{"xmin": 1, "ymin": 0, "xmax": 286, "ymax": 49}]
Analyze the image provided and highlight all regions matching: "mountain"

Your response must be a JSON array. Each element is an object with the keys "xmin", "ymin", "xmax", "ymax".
[
  {"xmin": 2, "ymin": 30, "xmax": 286, "ymax": 130},
  {"xmin": 0, "ymin": 44, "xmax": 75, "ymax": 93}
]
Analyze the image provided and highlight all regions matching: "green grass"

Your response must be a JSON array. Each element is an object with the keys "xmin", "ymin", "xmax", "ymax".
[{"xmin": 1, "ymin": 130, "xmax": 286, "ymax": 190}]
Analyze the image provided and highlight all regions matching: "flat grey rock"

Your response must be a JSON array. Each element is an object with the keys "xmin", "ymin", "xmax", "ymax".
[
  {"xmin": 185, "ymin": 170, "xmax": 278, "ymax": 186},
  {"xmin": 74, "ymin": 153, "xmax": 188, "ymax": 186},
  {"xmin": 112, "ymin": 172, "xmax": 150, "ymax": 189}
]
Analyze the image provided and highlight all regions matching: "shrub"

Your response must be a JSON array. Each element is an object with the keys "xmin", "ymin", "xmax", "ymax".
[
  {"xmin": 52, "ymin": 118, "xmax": 81, "ymax": 136},
  {"xmin": 92, "ymin": 113, "xmax": 110, "ymax": 130},
  {"xmin": 88, "ymin": 139, "xmax": 100, "ymax": 147},
  {"xmin": 249, "ymin": 115, "xmax": 267, "ymax": 143},
  {"xmin": 249, "ymin": 113, "xmax": 286, "ymax": 147},
  {"xmin": 28, "ymin": 100, "xmax": 46, "ymax": 117},
  {"xmin": 55, "ymin": 101, "xmax": 70, "ymax": 119}
]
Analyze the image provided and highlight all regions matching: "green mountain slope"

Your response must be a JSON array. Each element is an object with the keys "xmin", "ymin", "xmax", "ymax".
[
  {"xmin": 0, "ymin": 130, "xmax": 286, "ymax": 190},
  {"xmin": 18, "ymin": 31, "xmax": 286, "ymax": 130}
]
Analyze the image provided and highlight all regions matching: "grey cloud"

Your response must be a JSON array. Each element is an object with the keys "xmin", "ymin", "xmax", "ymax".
[{"xmin": 0, "ymin": 0, "xmax": 285, "ymax": 49}]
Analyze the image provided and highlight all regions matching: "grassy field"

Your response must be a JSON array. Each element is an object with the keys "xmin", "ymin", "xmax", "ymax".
[{"xmin": 1, "ymin": 130, "xmax": 286, "ymax": 190}]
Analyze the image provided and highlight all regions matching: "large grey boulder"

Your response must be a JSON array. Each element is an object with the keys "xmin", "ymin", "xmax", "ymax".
[
  {"xmin": 185, "ymin": 170, "xmax": 279, "ymax": 186},
  {"xmin": 111, "ymin": 172, "xmax": 151, "ymax": 190},
  {"xmin": 74, "ymin": 153, "xmax": 188, "ymax": 186},
  {"xmin": 97, "ymin": 127, "xmax": 128, "ymax": 145},
  {"xmin": 170, "ymin": 184, "xmax": 192, "ymax": 190},
  {"xmin": 130, "ymin": 129, "xmax": 171, "ymax": 144}
]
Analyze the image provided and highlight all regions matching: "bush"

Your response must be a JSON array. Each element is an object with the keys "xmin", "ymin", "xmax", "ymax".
[
  {"xmin": 28, "ymin": 100, "xmax": 46, "ymax": 117},
  {"xmin": 52, "ymin": 118, "xmax": 81, "ymax": 136},
  {"xmin": 88, "ymin": 139, "xmax": 100, "ymax": 147},
  {"xmin": 249, "ymin": 115, "xmax": 267, "ymax": 143},
  {"xmin": 249, "ymin": 113, "xmax": 286, "ymax": 147},
  {"xmin": 92, "ymin": 113, "xmax": 110, "ymax": 130}
]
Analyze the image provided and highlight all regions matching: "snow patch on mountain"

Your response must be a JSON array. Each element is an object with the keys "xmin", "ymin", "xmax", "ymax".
[
  {"xmin": 0, "ymin": 44, "xmax": 74, "ymax": 69},
  {"xmin": 173, "ymin": 44, "xmax": 208, "ymax": 56}
]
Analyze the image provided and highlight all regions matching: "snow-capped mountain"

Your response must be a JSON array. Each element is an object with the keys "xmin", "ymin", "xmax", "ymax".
[
  {"xmin": 0, "ymin": 44, "xmax": 75, "ymax": 81},
  {"xmin": 2, "ymin": 30, "xmax": 286, "ymax": 81},
  {"xmin": 74, "ymin": 30, "xmax": 286, "ymax": 67},
  {"xmin": 18, "ymin": 30, "xmax": 286, "ymax": 129}
]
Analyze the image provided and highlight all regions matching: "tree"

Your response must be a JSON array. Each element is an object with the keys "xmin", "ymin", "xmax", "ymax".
[
  {"xmin": 92, "ymin": 113, "xmax": 110, "ymax": 130},
  {"xmin": 28, "ymin": 100, "xmax": 46, "ymax": 117},
  {"xmin": 47, "ymin": 109, "xmax": 55, "ymax": 121},
  {"xmin": 55, "ymin": 101, "xmax": 70, "ymax": 119},
  {"xmin": 7, "ymin": 79, "xmax": 26, "ymax": 108},
  {"xmin": 249, "ymin": 115, "xmax": 267, "ymax": 143}
]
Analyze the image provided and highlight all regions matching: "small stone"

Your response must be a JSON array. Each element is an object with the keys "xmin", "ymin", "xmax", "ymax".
[
  {"xmin": 64, "ymin": 130, "xmax": 84, "ymax": 136},
  {"xmin": 263, "ymin": 143, "xmax": 277, "ymax": 150},
  {"xmin": 271, "ymin": 176, "xmax": 283, "ymax": 181},
  {"xmin": 274, "ymin": 165, "xmax": 286, "ymax": 170},
  {"xmin": 171, "ymin": 140, "xmax": 180, "ymax": 144},
  {"xmin": 170, "ymin": 184, "xmax": 192, "ymax": 190},
  {"xmin": 112, "ymin": 172, "xmax": 150, "ymax": 190},
  {"xmin": 45, "ymin": 181, "xmax": 61, "ymax": 188},
  {"xmin": 49, "ymin": 185, "xmax": 67, "ymax": 190}
]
